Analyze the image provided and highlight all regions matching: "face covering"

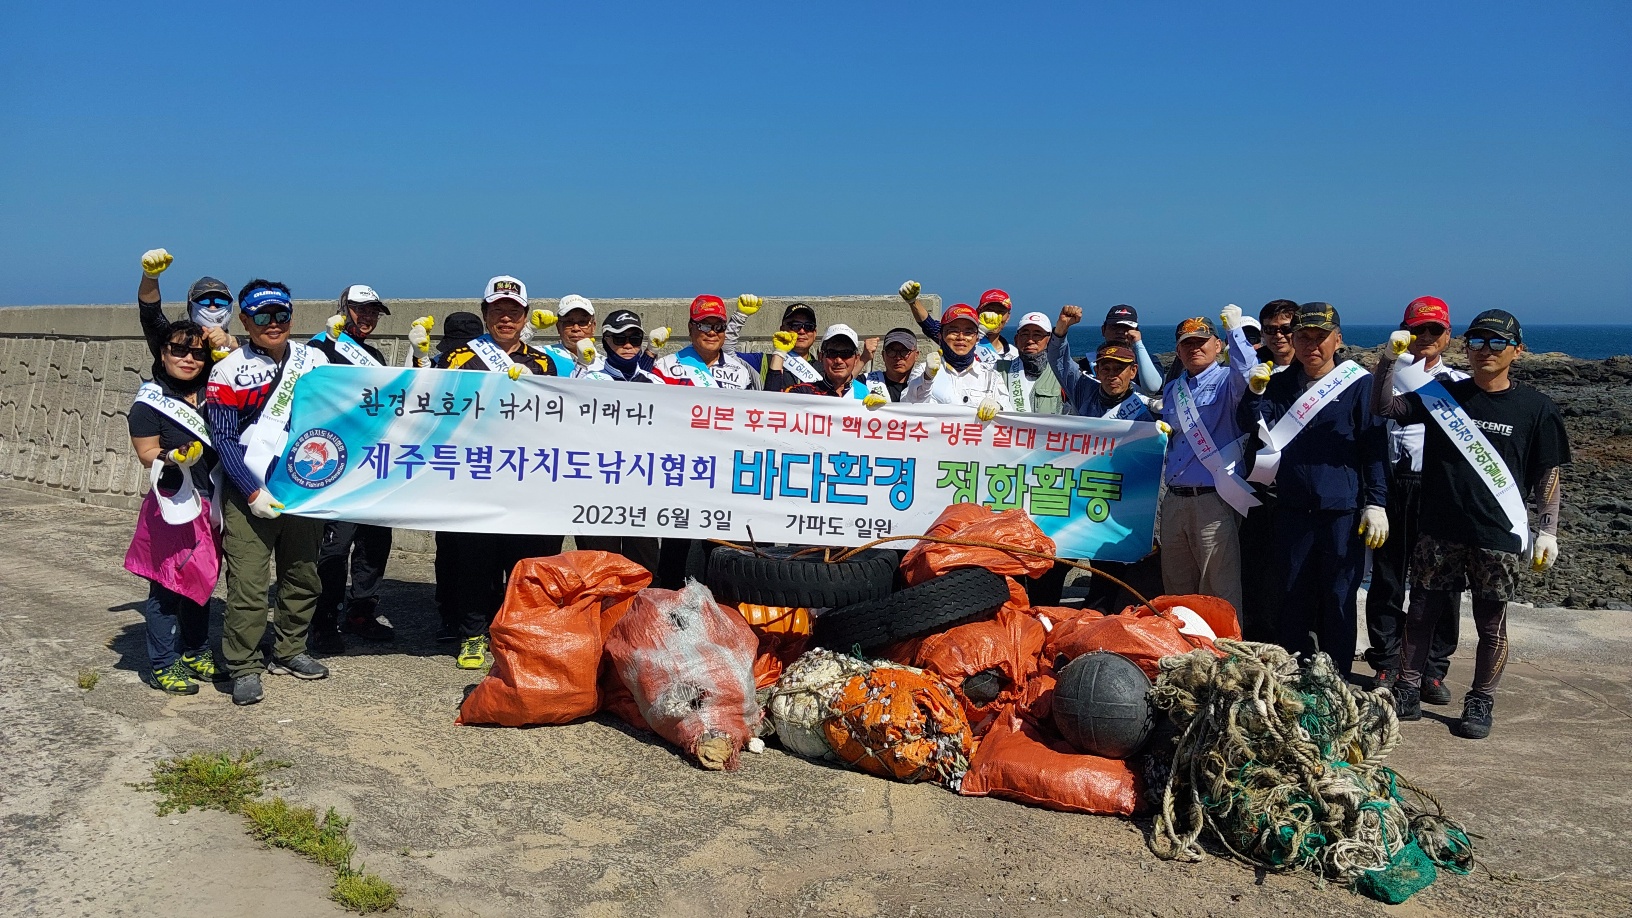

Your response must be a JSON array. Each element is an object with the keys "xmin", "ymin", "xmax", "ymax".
[
  {"xmin": 604, "ymin": 337, "xmax": 641, "ymax": 380},
  {"xmin": 1020, "ymin": 350, "xmax": 1047, "ymax": 378},
  {"xmin": 189, "ymin": 301, "xmax": 232, "ymax": 328},
  {"xmin": 940, "ymin": 339, "xmax": 977, "ymax": 372}
]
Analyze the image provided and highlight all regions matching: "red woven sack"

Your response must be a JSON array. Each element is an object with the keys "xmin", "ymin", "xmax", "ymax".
[{"xmin": 960, "ymin": 711, "xmax": 1143, "ymax": 816}]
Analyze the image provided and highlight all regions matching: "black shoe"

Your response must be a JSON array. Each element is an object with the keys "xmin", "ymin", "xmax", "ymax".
[
  {"xmin": 310, "ymin": 629, "xmax": 347, "ymax": 655},
  {"xmin": 232, "ymin": 673, "xmax": 264, "ymax": 706},
  {"xmin": 1457, "ymin": 692, "xmax": 1494, "ymax": 739},
  {"xmin": 1392, "ymin": 685, "xmax": 1421, "ymax": 721},
  {"xmin": 435, "ymin": 623, "xmax": 460, "ymax": 644},
  {"xmin": 1422, "ymin": 678, "xmax": 1452, "ymax": 706},
  {"xmin": 1372, "ymin": 668, "xmax": 1398, "ymax": 691},
  {"xmin": 268, "ymin": 653, "xmax": 330, "ymax": 680},
  {"xmin": 343, "ymin": 613, "xmax": 395, "ymax": 642}
]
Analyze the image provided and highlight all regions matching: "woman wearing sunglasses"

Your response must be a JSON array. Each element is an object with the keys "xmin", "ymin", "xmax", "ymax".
[
  {"xmin": 572, "ymin": 308, "xmax": 663, "ymax": 575},
  {"xmin": 137, "ymin": 247, "xmax": 239, "ymax": 361},
  {"xmin": 125, "ymin": 320, "xmax": 222, "ymax": 695}
]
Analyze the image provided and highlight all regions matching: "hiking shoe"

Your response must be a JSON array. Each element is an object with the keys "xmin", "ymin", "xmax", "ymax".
[
  {"xmin": 152, "ymin": 661, "xmax": 199, "ymax": 695},
  {"xmin": 1372, "ymin": 669, "xmax": 1397, "ymax": 691},
  {"xmin": 268, "ymin": 653, "xmax": 330, "ymax": 680},
  {"xmin": 1422, "ymin": 678, "xmax": 1452, "ymax": 706},
  {"xmin": 1457, "ymin": 692, "xmax": 1494, "ymax": 739},
  {"xmin": 343, "ymin": 613, "xmax": 395, "ymax": 642},
  {"xmin": 232, "ymin": 673, "xmax": 264, "ymax": 706},
  {"xmin": 181, "ymin": 650, "xmax": 227, "ymax": 682},
  {"xmin": 1392, "ymin": 684, "xmax": 1421, "ymax": 721},
  {"xmin": 456, "ymin": 635, "xmax": 489, "ymax": 670},
  {"xmin": 309, "ymin": 629, "xmax": 346, "ymax": 656},
  {"xmin": 435, "ymin": 623, "xmax": 460, "ymax": 644}
]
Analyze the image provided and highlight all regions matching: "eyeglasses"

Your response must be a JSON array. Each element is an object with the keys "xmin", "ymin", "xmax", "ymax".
[
  {"xmin": 1412, "ymin": 323, "xmax": 1448, "ymax": 337},
  {"xmin": 1465, "ymin": 336, "xmax": 1513, "ymax": 352},
  {"xmin": 691, "ymin": 321, "xmax": 727, "ymax": 333},
  {"xmin": 1262, "ymin": 324, "xmax": 1294, "ymax": 337},
  {"xmin": 560, "ymin": 313, "xmax": 595, "ymax": 327},
  {"xmin": 821, "ymin": 349, "xmax": 857, "ymax": 361},
  {"xmin": 942, "ymin": 325, "xmax": 979, "ymax": 339},
  {"xmin": 194, "ymin": 295, "xmax": 231, "ymax": 310},
  {"xmin": 784, "ymin": 320, "xmax": 817, "ymax": 333},
  {"xmin": 250, "ymin": 310, "xmax": 292, "ymax": 326},
  {"xmin": 605, "ymin": 332, "xmax": 644, "ymax": 347},
  {"xmin": 165, "ymin": 342, "xmax": 210, "ymax": 361},
  {"xmin": 883, "ymin": 345, "xmax": 915, "ymax": 358}
]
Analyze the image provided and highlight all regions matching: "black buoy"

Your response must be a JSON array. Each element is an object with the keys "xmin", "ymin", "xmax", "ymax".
[{"xmin": 1052, "ymin": 651, "xmax": 1154, "ymax": 758}]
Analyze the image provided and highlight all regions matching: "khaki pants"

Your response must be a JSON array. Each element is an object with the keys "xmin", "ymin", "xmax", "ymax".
[
  {"xmin": 220, "ymin": 489, "xmax": 324, "ymax": 677},
  {"xmin": 1159, "ymin": 490, "xmax": 1244, "ymax": 616}
]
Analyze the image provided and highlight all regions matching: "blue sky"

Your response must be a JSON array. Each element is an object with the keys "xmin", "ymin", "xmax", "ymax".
[{"xmin": 2, "ymin": 2, "xmax": 1628, "ymax": 324}]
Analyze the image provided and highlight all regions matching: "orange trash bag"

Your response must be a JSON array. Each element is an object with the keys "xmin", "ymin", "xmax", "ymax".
[
  {"xmin": 894, "ymin": 607, "xmax": 1046, "ymax": 735},
  {"xmin": 738, "ymin": 603, "xmax": 813, "ymax": 690},
  {"xmin": 822, "ymin": 664, "xmax": 973, "ymax": 788},
  {"xmin": 1046, "ymin": 604, "xmax": 1217, "ymax": 679},
  {"xmin": 899, "ymin": 505, "xmax": 1056, "ymax": 586},
  {"xmin": 1137, "ymin": 594, "xmax": 1241, "ymax": 641},
  {"xmin": 605, "ymin": 582, "xmax": 763, "ymax": 771},
  {"xmin": 960, "ymin": 711, "xmax": 1143, "ymax": 817},
  {"xmin": 457, "ymin": 551, "xmax": 651, "ymax": 727}
]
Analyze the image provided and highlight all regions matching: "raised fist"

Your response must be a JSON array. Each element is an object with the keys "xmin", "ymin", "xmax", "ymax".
[
  {"xmin": 1220, "ymin": 304, "xmax": 1243, "ymax": 331},
  {"xmin": 772, "ymin": 331, "xmax": 797, "ymax": 353},
  {"xmin": 1388, "ymin": 330, "xmax": 1414, "ymax": 358},
  {"xmin": 899, "ymin": 280, "xmax": 921, "ymax": 304},
  {"xmin": 575, "ymin": 339, "xmax": 598, "ymax": 365},
  {"xmin": 1057, "ymin": 305, "xmax": 1083, "ymax": 328},
  {"xmin": 529, "ymin": 309, "xmax": 557, "ymax": 330},
  {"xmin": 924, "ymin": 351, "xmax": 942, "ymax": 379},
  {"xmin": 649, "ymin": 326, "xmax": 672, "ymax": 349},
  {"xmin": 978, "ymin": 311, "xmax": 1005, "ymax": 333},
  {"xmin": 325, "ymin": 314, "xmax": 346, "ymax": 339},
  {"xmin": 409, "ymin": 317, "xmax": 433, "ymax": 353},
  {"xmin": 737, "ymin": 294, "xmax": 763, "ymax": 315},
  {"xmin": 1248, "ymin": 362, "xmax": 1274, "ymax": 395},
  {"xmin": 140, "ymin": 248, "xmax": 173, "ymax": 278}
]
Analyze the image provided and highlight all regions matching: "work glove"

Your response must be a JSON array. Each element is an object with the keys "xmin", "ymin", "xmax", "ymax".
[
  {"xmin": 575, "ymin": 338, "xmax": 598, "ymax": 365},
  {"xmin": 529, "ymin": 309, "xmax": 557, "ymax": 330},
  {"xmin": 862, "ymin": 392, "xmax": 887, "ymax": 409},
  {"xmin": 737, "ymin": 294, "xmax": 762, "ymax": 315},
  {"xmin": 325, "ymin": 314, "xmax": 346, "ymax": 339},
  {"xmin": 924, "ymin": 351, "xmax": 942, "ymax": 379},
  {"xmin": 979, "ymin": 311, "xmax": 1005, "ymax": 333},
  {"xmin": 506, "ymin": 364, "xmax": 524, "ymax": 381},
  {"xmin": 649, "ymin": 326, "xmax": 671, "ymax": 349},
  {"xmin": 772, "ymin": 331, "xmax": 798, "ymax": 352},
  {"xmin": 899, "ymin": 280, "xmax": 921, "ymax": 304},
  {"xmin": 976, "ymin": 397, "xmax": 1001, "ymax": 422},
  {"xmin": 1156, "ymin": 421, "xmax": 1172, "ymax": 437},
  {"xmin": 1530, "ymin": 532, "xmax": 1559, "ymax": 571},
  {"xmin": 1247, "ymin": 362, "xmax": 1274, "ymax": 395},
  {"xmin": 408, "ymin": 316, "xmax": 433, "ymax": 353},
  {"xmin": 1220, "ymin": 304, "xmax": 1243, "ymax": 331},
  {"xmin": 140, "ymin": 248, "xmax": 173, "ymax": 277},
  {"xmin": 205, "ymin": 326, "xmax": 234, "ymax": 361},
  {"xmin": 166, "ymin": 440, "xmax": 203, "ymax": 468},
  {"xmin": 1358, "ymin": 505, "xmax": 1389, "ymax": 550},
  {"xmin": 1388, "ymin": 329, "xmax": 1414, "ymax": 357},
  {"xmin": 247, "ymin": 489, "xmax": 284, "ymax": 520}
]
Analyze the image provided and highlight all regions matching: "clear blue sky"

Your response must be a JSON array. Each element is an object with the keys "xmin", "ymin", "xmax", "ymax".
[{"xmin": 3, "ymin": 2, "xmax": 1628, "ymax": 325}]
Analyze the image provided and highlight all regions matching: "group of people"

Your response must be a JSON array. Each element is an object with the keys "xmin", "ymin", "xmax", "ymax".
[{"xmin": 122, "ymin": 248, "xmax": 1569, "ymax": 742}]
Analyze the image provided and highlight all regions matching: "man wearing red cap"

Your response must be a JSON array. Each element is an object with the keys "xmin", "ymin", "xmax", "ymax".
[
  {"xmin": 900, "ymin": 281, "xmax": 1020, "ymax": 367},
  {"xmin": 901, "ymin": 302, "xmax": 1014, "ymax": 418},
  {"xmin": 651, "ymin": 295, "xmax": 760, "ymax": 389}
]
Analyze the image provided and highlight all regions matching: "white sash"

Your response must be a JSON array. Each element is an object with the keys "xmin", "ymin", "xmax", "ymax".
[
  {"xmin": 329, "ymin": 332, "xmax": 382, "ymax": 368},
  {"xmin": 468, "ymin": 334, "xmax": 517, "ymax": 373},
  {"xmin": 1247, "ymin": 360, "xmax": 1367, "ymax": 485},
  {"xmin": 1101, "ymin": 392, "xmax": 1153, "ymax": 421},
  {"xmin": 781, "ymin": 352, "xmax": 823, "ymax": 384},
  {"xmin": 133, "ymin": 383, "xmax": 212, "ymax": 447},
  {"xmin": 975, "ymin": 339, "xmax": 999, "ymax": 367},
  {"xmin": 1172, "ymin": 373, "xmax": 1259, "ymax": 515},
  {"xmin": 242, "ymin": 345, "xmax": 316, "ymax": 488},
  {"xmin": 134, "ymin": 384, "xmax": 212, "ymax": 524},
  {"xmin": 1397, "ymin": 358, "xmax": 1530, "ymax": 550}
]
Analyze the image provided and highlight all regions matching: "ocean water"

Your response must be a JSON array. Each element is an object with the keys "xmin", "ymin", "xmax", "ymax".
[{"xmin": 1065, "ymin": 324, "xmax": 1632, "ymax": 360}]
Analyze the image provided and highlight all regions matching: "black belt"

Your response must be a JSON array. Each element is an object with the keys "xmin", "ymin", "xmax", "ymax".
[{"xmin": 1167, "ymin": 485, "xmax": 1216, "ymax": 497}]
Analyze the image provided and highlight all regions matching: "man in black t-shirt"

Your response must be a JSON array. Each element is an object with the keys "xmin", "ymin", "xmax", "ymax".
[{"xmin": 1372, "ymin": 309, "xmax": 1570, "ymax": 740}]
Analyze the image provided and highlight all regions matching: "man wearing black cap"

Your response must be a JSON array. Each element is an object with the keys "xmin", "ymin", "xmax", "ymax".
[
  {"xmin": 137, "ymin": 248, "xmax": 237, "ymax": 360},
  {"xmin": 571, "ymin": 308, "xmax": 663, "ymax": 573},
  {"xmin": 1373, "ymin": 308, "xmax": 1569, "ymax": 739},
  {"xmin": 1098, "ymin": 305, "xmax": 1166, "ymax": 396},
  {"xmin": 720, "ymin": 297, "xmax": 813, "ymax": 389},
  {"xmin": 1239, "ymin": 302, "xmax": 1387, "ymax": 678},
  {"xmin": 1050, "ymin": 306, "xmax": 1161, "ymax": 421}
]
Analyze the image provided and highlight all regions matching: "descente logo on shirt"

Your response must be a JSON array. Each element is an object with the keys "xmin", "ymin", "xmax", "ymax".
[{"xmin": 1471, "ymin": 418, "xmax": 1515, "ymax": 437}]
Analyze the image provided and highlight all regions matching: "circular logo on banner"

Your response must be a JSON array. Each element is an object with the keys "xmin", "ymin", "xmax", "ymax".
[{"xmin": 286, "ymin": 429, "xmax": 347, "ymax": 489}]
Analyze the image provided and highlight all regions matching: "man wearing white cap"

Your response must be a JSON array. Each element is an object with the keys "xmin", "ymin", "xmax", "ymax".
[
  {"xmin": 781, "ymin": 324, "xmax": 880, "ymax": 403},
  {"xmin": 528, "ymin": 293, "xmax": 601, "ymax": 374},
  {"xmin": 992, "ymin": 311, "xmax": 1065, "ymax": 414}
]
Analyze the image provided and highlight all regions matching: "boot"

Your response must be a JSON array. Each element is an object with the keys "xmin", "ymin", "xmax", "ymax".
[{"xmin": 1392, "ymin": 684, "xmax": 1421, "ymax": 722}]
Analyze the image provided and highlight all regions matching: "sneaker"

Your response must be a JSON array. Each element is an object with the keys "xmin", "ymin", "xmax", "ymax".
[
  {"xmin": 456, "ymin": 635, "xmax": 490, "ymax": 670},
  {"xmin": 435, "ymin": 623, "xmax": 460, "ymax": 644},
  {"xmin": 268, "ymin": 653, "xmax": 330, "ymax": 680},
  {"xmin": 309, "ymin": 629, "xmax": 347, "ymax": 656},
  {"xmin": 1392, "ymin": 684, "xmax": 1421, "ymax": 721},
  {"xmin": 181, "ymin": 650, "xmax": 227, "ymax": 682},
  {"xmin": 152, "ymin": 661, "xmax": 199, "ymax": 695},
  {"xmin": 343, "ymin": 613, "xmax": 395, "ymax": 642},
  {"xmin": 232, "ymin": 673, "xmax": 264, "ymax": 706},
  {"xmin": 1457, "ymin": 692, "xmax": 1494, "ymax": 739},
  {"xmin": 1372, "ymin": 669, "xmax": 1397, "ymax": 691},
  {"xmin": 1422, "ymin": 678, "xmax": 1452, "ymax": 706}
]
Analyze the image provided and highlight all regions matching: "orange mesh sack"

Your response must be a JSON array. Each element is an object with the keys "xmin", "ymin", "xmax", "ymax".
[
  {"xmin": 901, "ymin": 607, "xmax": 1046, "ymax": 734},
  {"xmin": 605, "ymin": 582, "xmax": 763, "ymax": 771},
  {"xmin": 899, "ymin": 505, "xmax": 1056, "ymax": 585},
  {"xmin": 821, "ymin": 664, "xmax": 974, "ymax": 788},
  {"xmin": 458, "ymin": 551, "xmax": 651, "ymax": 727},
  {"xmin": 960, "ymin": 711, "xmax": 1143, "ymax": 816}
]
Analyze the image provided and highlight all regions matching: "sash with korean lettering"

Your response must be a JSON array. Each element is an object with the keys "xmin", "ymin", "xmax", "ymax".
[
  {"xmin": 242, "ymin": 344, "xmax": 317, "ymax": 487},
  {"xmin": 1171, "ymin": 373, "xmax": 1259, "ymax": 515},
  {"xmin": 780, "ymin": 352, "xmax": 823, "ymax": 384},
  {"xmin": 1397, "ymin": 357, "xmax": 1529, "ymax": 550},
  {"xmin": 134, "ymin": 382, "xmax": 213, "ymax": 447},
  {"xmin": 1246, "ymin": 360, "xmax": 1367, "ymax": 485},
  {"xmin": 326, "ymin": 331, "xmax": 382, "ymax": 368},
  {"xmin": 1000, "ymin": 360, "xmax": 1032, "ymax": 412},
  {"xmin": 133, "ymin": 383, "xmax": 214, "ymax": 524},
  {"xmin": 467, "ymin": 334, "xmax": 517, "ymax": 374},
  {"xmin": 1102, "ymin": 392, "xmax": 1154, "ymax": 421}
]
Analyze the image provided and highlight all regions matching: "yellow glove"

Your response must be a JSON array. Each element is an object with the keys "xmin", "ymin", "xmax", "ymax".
[
  {"xmin": 772, "ymin": 330, "xmax": 798, "ymax": 352},
  {"xmin": 1358, "ymin": 505, "xmax": 1390, "ymax": 550},
  {"xmin": 1157, "ymin": 421, "xmax": 1172, "ymax": 437},
  {"xmin": 925, "ymin": 351, "xmax": 942, "ymax": 379},
  {"xmin": 650, "ymin": 326, "xmax": 672, "ymax": 349},
  {"xmin": 979, "ymin": 311, "xmax": 1005, "ymax": 333},
  {"xmin": 575, "ymin": 339, "xmax": 598, "ymax": 365},
  {"xmin": 976, "ymin": 397, "xmax": 1001, "ymax": 422},
  {"xmin": 1388, "ymin": 330, "xmax": 1414, "ymax": 357},
  {"xmin": 506, "ymin": 364, "xmax": 523, "ymax": 381},
  {"xmin": 205, "ymin": 327, "xmax": 233, "ymax": 361},
  {"xmin": 737, "ymin": 294, "xmax": 762, "ymax": 315},
  {"xmin": 211, "ymin": 346, "xmax": 232, "ymax": 360},
  {"xmin": 529, "ymin": 309, "xmax": 557, "ymax": 330},
  {"xmin": 166, "ymin": 440, "xmax": 203, "ymax": 468},
  {"xmin": 1248, "ymin": 362, "xmax": 1273, "ymax": 395},
  {"xmin": 325, "ymin": 314, "xmax": 346, "ymax": 339},
  {"xmin": 1220, "ymin": 304, "xmax": 1242, "ymax": 331},
  {"xmin": 863, "ymin": 393, "xmax": 887, "ymax": 409},
  {"xmin": 140, "ymin": 248, "xmax": 173, "ymax": 277},
  {"xmin": 899, "ymin": 280, "xmax": 921, "ymax": 304},
  {"xmin": 1530, "ymin": 532, "xmax": 1559, "ymax": 571},
  {"xmin": 409, "ymin": 316, "xmax": 433, "ymax": 353}
]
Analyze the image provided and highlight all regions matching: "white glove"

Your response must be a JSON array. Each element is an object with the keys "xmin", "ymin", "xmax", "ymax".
[
  {"xmin": 1530, "ymin": 532, "xmax": 1559, "ymax": 571},
  {"xmin": 650, "ymin": 326, "xmax": 671, "ymax": 349},
  {"xmin": 166, "ymin": 441, "xmax": 203, "ymax": 468},
  {"xmin": 924, "ymin": 351, "xmax": 942, "ymax": 379},
  {"xmin": 575, "ymin": 338, "xmax": 598, "ymax": 365},
  {"xmin": 737, "ymin": 294, "xmax": 762, "ymax": 315},
  {"xmin": 529, "ymin": 309, "xmax": 557, "ymax": 330},
  {"xmin": 409, "ymin": 316, "xmax": 433, "ymax": 353},
  {"xmin": 771, "ymin": 331, "xmax": 797, "ymax": 353},
  {"xmin": 976, "ymin": 397, "xmax": 1001, "ymax": 422},
  {"xmin": 899, "ymin": 280, "xmax": 921, "ymax": 304},
  {"xmin": 1220, "ymin": 304, "xmax": 1243, "ymax": 331},
  {"xmin": 1358, "ymin": 505, "xmax": 1389, "ymax": 550},
  {"xmin": 1248, "ymin": 362, "xmax": 1273, "ymax": 395},
  {"xmin": 247, "ymin": 489, "xmax": 284, "ymax": 519},
  {"xmin": 1388, "ymin": 329, "xmax": 1414, "ymax": 358},
  {"xmin": 506, "ymin": 364, "xmax": 524, "ymax": 381},
  {"xmin": 141, "ymin": 248, "xmax": 173, "ymax": 277},
  {"xmin": 325, "ymin": 314, "xmax": 346, "ymax": 339},
  {"xmin": 863, "ymin": 393, "xmax": 887, "ymax": 409}
]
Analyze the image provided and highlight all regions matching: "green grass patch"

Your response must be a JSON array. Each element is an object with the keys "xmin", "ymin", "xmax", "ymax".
[
  {"xmin": 333, "ymin": 870, "xmax": 402, "ymax": 913},
  {"xmin": 134, "ymin": 750, "xmax": 286, "ymax": 815},
  {"xmin": 77, "ymin": 669, "xmax": 99, "ymax": 690},
  {"xmin": 244, "ymin": 798, "xmax": 357, "ymax": 869}
]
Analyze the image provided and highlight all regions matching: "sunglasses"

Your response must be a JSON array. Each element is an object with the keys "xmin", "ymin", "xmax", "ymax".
[
  {"xmin": 1244, "ymin": 329, "xmax": 1263, "ymax": 345},
  {"xmin": 165, "ymin": 342, "xmax": 210, "ymax": 361},
  {"xmin": 605, "ymin": 332, "xmax": 644, "ymax": 347},
  {"xmin": 194, "ymin": 295, "xmax": 231, "ymax": 310},
  {"xmin": 250, "ymin": 310, "xmax": 292, "ymax": 326},
  {"xmin": 1465, "ymin": 336, "xmax": 1513, "ymax": 352},
  {"xmin": 783, "ymin": 320, "xmax": 817, "ymax": 333},
  {"xmin": 1412, "ymin": 323, "xmax": 1448, "ymax": 337},
  {"xmin": 821, "ymin": 349, "xmax": 857, "ymax": 361},
  {"xmin": 1262, "ymin": 324, "xmax": 1294, "ymax": 337},
  {"xmin": 691, "ymin": 321, "xmax": 727, "ymax": 333}
]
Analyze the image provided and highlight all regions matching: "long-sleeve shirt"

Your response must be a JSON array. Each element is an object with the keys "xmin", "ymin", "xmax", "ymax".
[
  {"xmin": 206, "ymin": 343, "xmax": 330, "ymax": 498},
  {"xmin": 139, "ymin": 299, "xmax": 178, "ymax": 361},
  {"xmin": 1238, "ymin": 363, "xmax": 1388, "ymax": 511},
  {"xmin": 1383, "ymin": 357, "xmax": 1470, "ymax": 471},
  {"xmin": 1046, "ymin": 334, "xmax": 1158, "ymax": 419}
]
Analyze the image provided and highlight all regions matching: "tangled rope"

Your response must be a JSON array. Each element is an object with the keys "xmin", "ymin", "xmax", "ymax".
[{"xmin": 1149, "ymin": 640, "xmax": 1473, "ymax": 887}]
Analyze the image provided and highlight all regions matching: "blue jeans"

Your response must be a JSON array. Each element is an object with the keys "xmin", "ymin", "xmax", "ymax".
[{"xmin": 144, "ymin": 581, "xmax": 209, "ymax": 670}]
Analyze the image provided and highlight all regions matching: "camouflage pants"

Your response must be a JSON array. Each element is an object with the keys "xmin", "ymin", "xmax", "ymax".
[{"xmin": 1410, "ymin": 532, "xmax": 1520, "ymax": 602}]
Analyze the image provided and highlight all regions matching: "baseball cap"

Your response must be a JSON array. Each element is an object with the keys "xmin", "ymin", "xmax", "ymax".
[
  {"xmin": 342, "ymin": 284, "xmax": 390, "ymax": 314},
  {"xmin": 240, "ymin": 285, "xmax": 292, "ymax": 314},
  {"xmin": 1465, "ymin": 308, "xmax": 1523, "ymax": 344},
  {"xmin": 441, "ymin": 311, "xmax": 484, "ymax": 351},
  {"xmin": 1295, "ymin": 302, "xmax": 1342, "ymax": 331},
  {"xmin": 690, "ymin": 295, "xmax": 728, "ymax": 322},
  {"xmin": 558, "ymin": 293, "xmax": 595, "ymax": 318},
  {"xmin": 783, "ymin": 302, "xmax": 817, "ymax": 323},
  {"xmin": 1017, "ymin": 311, "xmax": 1051, "ymax": 333},
  {"xmin": 602, "ymin": 309, "xmax": 644, "ymax": 334},
  {"xmin": 820, "ymin": 323, "xmax": 861, "ymax": 352},
  {"xmin": 977, "ymin": 289, "xmax": 1012, "ymax": 312},
  {"xmin": 1175, "ymin": 316, "xmax": 1216, "ymax": 342},
  {"xmin": 1103, "ymin": 305, "xmax": 1139, "ymax": 328},
  {"xmin": 483, "ymin": 275, "xmax": 528, "ymax": 308},
  {"xmin": 1402, "ymin": 296, "xmax": 1450, "ymax": 329},
  {"xmin": 941, "ymin": 303, "xmax": 979, "ymax": 327},
  {"xmin": 1096, "ymin": 342, "xmax": 1137, "ymax": 363},
  {"xmin": 188, "ymin": 277, "xmax": 232, "ymax": 305},
  {"xmin": 883, "ymin": 329, "xmax": 919, "ymax": 351}
]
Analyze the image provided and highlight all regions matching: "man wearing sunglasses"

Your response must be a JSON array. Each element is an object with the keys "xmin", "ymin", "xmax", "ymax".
[
  {"xmin": 651, "ymin": 295, "xmax": 760, "ymax": 390},
  {"xmin": 1097, "ymin": 305, "xmax": 1166, "ymax": 395},
  {"xmin": 720, "ymin": 299, "xmax": 829, "ymax": 391},
  {"xmin": 136, "ymin": 247, "xmax": 238, "ymax": 361},
  {"xmin": 781, "ymin": 324, "xmax": 872, "ymax": 399},
  {"xmin": 206, "ymin": 280, "xmax": 332, "ymax": 705},
  {"xmin": 1373, "ymin": 309, "xmax": 1569, "ymax": 740},
  {"xmin": 1363, "ymin": 296, "xmax": 1470, "ymax": 696}
]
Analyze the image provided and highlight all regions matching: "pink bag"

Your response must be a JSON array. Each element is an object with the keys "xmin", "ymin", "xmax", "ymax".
[{"xmin": 124, "ymin": 491, "xmax": 220, "ymax": 606}]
